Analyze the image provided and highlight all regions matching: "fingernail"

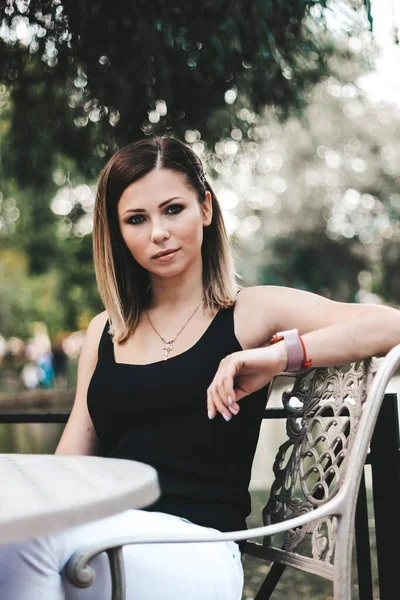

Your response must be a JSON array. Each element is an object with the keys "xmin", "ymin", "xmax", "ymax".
[
  {"xmin": 208, "ymin": 410, "xmax": 214, "ymax": 420},
  {"xmin": 229, "ymin": 406, "xmax": 239, "ymax": 415},
  {"xmin": 228, "ymin": 396, "xmax": 234, "ymax": 406},
  {"xmin": 223, "ymin": 414, "xmax": 231, "ymax": 422}
]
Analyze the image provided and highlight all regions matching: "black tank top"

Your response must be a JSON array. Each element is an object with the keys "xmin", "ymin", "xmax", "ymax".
[{"xmin": 87, "ymin": 305, "xmax": 268, "ymax": 550}]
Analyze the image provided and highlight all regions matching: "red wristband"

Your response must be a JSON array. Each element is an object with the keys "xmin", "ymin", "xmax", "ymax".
[{"xmin": 299, "ymin": 335, "xmax": 312, "ymax": 368}]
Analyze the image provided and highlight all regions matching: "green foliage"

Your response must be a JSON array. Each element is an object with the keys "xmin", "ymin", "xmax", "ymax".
[
  {"xmin": 0, "ymin": 0, "xmax": 371, "ymax": 186},
  {"xmin": 261, "ymin": 229, "xmax": 368, "ymax": 301},
  {"xmin": 0, "ymin": 0, "xmax": 391, "ymax": 338},
  {"xmin": 57, "ymin": 235, "xmax": 102, "ymax": 331},
  {"xmin": 0, "ymin": 249, "xmax": 65, "ymax": 338},
  {"xmin": 211, "ymin": 50, "xmax": 400, "ymax": 303},
  {"xmin": 380, "ymin": 240, "xmax": 400, "ymax": 303}
]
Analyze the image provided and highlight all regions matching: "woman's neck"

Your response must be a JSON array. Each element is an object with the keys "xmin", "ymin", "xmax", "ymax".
[{"xmin": 147, "ymin": 269, "xmax": 204, "ymax": 313}]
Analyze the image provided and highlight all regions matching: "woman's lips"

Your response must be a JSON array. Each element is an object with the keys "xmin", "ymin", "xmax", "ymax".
[{"xmin": 153, "ymin": 249, "xmax": 179, "ymax": 262}]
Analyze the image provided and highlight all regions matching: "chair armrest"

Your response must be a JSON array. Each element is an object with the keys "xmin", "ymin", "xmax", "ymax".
[{"xmin": 65, "ymin": 492, "xmax": 344, "ymax": 588}]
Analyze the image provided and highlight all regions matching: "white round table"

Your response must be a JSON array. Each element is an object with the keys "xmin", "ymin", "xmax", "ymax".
[{"xmin": 0, "ymin": 454, "xmax": 160, "ymax": 545}]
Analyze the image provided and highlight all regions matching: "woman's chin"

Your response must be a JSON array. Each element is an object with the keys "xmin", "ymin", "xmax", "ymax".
[{"xmin": 148, "ymin": 261, "xmax": 187, "ymax": 278}]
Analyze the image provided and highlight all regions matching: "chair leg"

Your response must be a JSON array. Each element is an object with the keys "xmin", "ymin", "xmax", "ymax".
[
  {"xmin": 333, "ymin": 573, "xmax": 352, "ymax": 600},
  {"xmin": 106, "ymin": 547, "xmax": 126, "ymax": 600},
  {"xmin": 333, "ymin": 520, "xmax": 353, "ymax": 600},
  {"xmin": 254, "ymin": 563, "xmax": 286, "ymax": 600}
]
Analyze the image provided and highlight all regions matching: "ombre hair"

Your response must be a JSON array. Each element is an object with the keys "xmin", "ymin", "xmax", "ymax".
[{"xmin": 93, "ymin": 135, "xmax": 239, "ymax": 343}]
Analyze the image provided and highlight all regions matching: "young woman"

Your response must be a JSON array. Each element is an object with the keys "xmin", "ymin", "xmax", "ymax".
[{"xmin": 1, "ymin": 135, "xmax": 399, "ymax": 599}]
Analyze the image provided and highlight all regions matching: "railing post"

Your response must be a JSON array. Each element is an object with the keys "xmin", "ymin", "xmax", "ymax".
[
  {"xmin": 355, "ymin": 471, "xmax": 373, "ymax": 600},
  {"xmin": 0, "ymin": 412, "xmax": 69, "ymax": 423},
  {"xmin": 369, "ymin": 393, "xmax": 400, "ymax": 600}
]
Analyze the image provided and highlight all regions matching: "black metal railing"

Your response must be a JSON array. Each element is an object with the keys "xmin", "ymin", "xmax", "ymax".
[{"xmin": 0, "ymin": 393, "xmax": 398, "ymax": 600}]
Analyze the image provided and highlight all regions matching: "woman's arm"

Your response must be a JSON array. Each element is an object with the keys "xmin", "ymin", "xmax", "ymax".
[
  {"xmin": 55, "ymin": 311, "xmax": 108, "ymax": 456},
  {"xmin": 244, "ymin": 285, "xmax": 400, "ymax": 362},
  {"xmin": 274, "ymin": 306, "xmax": 400, "ymax": 369},
  {"xmin": 207, "ymin": 286, "xmax": 400, "ymax": 420}
]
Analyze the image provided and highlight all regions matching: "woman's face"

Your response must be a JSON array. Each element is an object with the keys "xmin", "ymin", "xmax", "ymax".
[{"xmin": 117, "ymin": 168, "xmax": 212, "ymax": 277}]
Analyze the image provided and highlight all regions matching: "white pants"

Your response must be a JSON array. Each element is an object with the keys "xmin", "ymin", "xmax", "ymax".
[{"xmin": 0, "ymin": 510, "xmax": 244, "ymax": 599}]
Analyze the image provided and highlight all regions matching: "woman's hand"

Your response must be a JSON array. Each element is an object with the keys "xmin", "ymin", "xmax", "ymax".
[{"xmin": 206, "ymin": 343, "xmax": 287, "ymax": 421}]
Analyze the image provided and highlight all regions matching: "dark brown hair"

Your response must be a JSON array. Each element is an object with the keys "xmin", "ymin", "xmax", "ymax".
[{"xmin": 93, "ymin": 135, "xmax": 238, "ymax": 342}]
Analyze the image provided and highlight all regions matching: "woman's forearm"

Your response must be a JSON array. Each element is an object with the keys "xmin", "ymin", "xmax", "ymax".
[
  {"xmin": 207, "ymin": 305, "xmax": 400, "ymax": 418},
  {"xmin": 271, "ymin": 305, "xmax": 400, "ymax": 372}
]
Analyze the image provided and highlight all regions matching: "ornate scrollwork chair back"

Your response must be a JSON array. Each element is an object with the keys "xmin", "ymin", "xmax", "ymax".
[{"xmin": 244, "ymin": 356, "xmax": 384, "ymax": 593}]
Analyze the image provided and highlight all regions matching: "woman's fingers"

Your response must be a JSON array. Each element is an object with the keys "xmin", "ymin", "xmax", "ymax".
[
  {"xmin": 228, "ymin": 398, "xmax": 240, "ymax": 415},
  {"xmin": 207, "ymin": 385, "xmax": 232, "ymax": 421},
  {"xmin": 221, "ymin": 375, "xmax": 240, "ymax": 415},
  {"xmin": 207, "ymin": 357, "xmax": 240, "ymax": 420}
]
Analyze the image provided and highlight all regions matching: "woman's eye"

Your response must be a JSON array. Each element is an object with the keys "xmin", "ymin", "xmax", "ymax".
[
  {"xmin": 127, "ymin": 215, "xmax": 145, "ymax": 225},
  {"xmin": 166, "ymin": 204, "xmax": 183, "ymax": 215},
  {"xmin": 126, "ymin": 204, "xmax": 183, "ymax": 225}
]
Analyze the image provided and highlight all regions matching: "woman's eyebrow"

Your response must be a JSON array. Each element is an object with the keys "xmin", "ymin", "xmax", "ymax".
[{"xmin": 123, "ymin": 197, "xmax": 185, "ymax": 215}]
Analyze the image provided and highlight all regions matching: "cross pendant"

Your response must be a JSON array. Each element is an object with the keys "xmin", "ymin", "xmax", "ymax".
[{"xmin": 163, "ymin": 341, "xmax": 173, "ymax": 361}]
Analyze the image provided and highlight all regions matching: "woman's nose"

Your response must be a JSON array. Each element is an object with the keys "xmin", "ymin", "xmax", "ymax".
[{"xmin": 150, "ymin": 221, "xmax": 170, "ymax": 244}]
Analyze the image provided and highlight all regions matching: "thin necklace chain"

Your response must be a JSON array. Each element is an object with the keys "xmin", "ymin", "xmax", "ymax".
[{"xmin": 145, "ymin": 299, "xmax": 204, "ymax": 361}]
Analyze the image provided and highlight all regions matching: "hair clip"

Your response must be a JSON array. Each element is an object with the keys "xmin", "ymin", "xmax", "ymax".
[{"xmin": 199, "ymin": 171, "xmax": 207, "ymax": 186}]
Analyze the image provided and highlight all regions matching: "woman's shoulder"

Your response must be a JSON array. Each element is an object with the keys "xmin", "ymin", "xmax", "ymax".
[
  {"xmin": 84, "ymin": 311, "xmax": 109, "ymax": 346},
  {"xmin": 235, "ymin": 284, "xmax": 297, "ymax": 311},
  {"xmin": 88, "ymin": 310, "xmax": 109, "ymax": 330},
  {"xmin": 74, "ymin": 311, "xmax": 110, "ymax": 374},
  {"xmin": 233, "ymin": 286, "xmax": 275, "ymax": 349},
  {"xmin": 234, "ymin": 285, "xmax": 270, "ymax": 313}
]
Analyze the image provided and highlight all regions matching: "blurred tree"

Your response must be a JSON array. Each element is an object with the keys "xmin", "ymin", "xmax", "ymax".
[
  {"xmin": 59, "ymin": 234, "xmax": 103, "ymax": 331},
  {"xmin": 380, "ymin": 239, "xmax": 400, "ymax": 305},
  {"xmin": 259, "ymin": 228, "xmax": 369, "ymax": 301},
  {"xmin": 2, "ymin": 0, "xmax": 396, "ymax": 337},
  {"xmin": 0, "ymin": 249, "xmax": 65, "ymax": 338},
  {"xmin": 207, "ymin": 49, "xmax": 400, "ymax": 302},
  {"xmin": 0, "ymin": 0, "xmax": 373, "ymax": 277},
  {"xmin": 0, "ymin": 0, "xmax": 372, "ymax": 188}
]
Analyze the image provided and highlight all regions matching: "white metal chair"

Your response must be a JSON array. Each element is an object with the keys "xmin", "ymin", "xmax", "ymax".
[{"xmin": 65, "ymin": 344, "xmax": 400, "ymax": 600}]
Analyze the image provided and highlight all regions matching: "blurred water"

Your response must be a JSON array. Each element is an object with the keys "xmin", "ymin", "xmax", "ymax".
[
  {"xmin": 0, "ymin": 421, "xmax": 65, "ymax": 454},
  {"xmin": 0, "ymin": 399, "xmax": 69, "ymax": 454}
]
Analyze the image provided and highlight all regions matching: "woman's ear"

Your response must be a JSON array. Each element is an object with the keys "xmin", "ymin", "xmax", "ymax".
[{"xmin": 201, "ymin": 191, "xmax": 213, "ymax": 227}]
